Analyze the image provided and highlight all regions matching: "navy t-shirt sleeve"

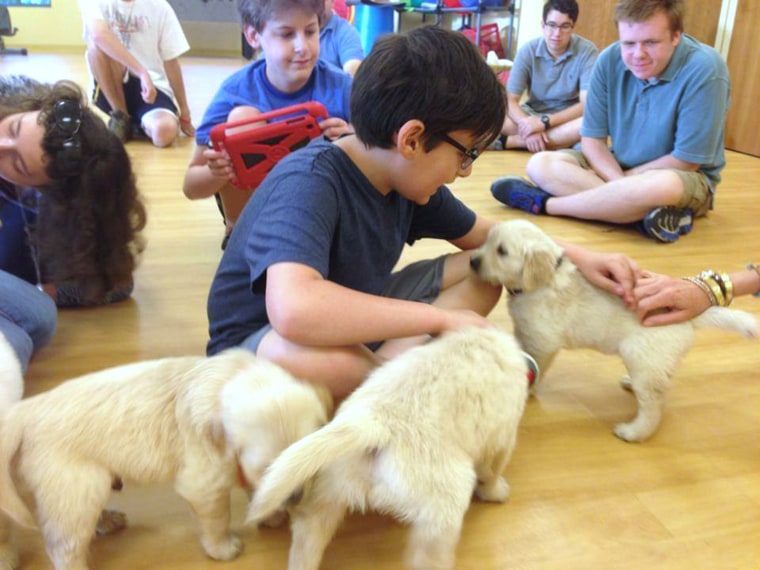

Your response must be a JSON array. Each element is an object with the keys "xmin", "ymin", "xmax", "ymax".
[{"xmin": 245, "ymin": 170, "xmax": 339, "ymax": 294}]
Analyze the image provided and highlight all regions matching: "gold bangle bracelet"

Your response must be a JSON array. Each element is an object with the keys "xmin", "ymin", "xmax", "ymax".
[
  {"xmin": 719, "ymin": 272, "xmax": 734, "ymax": 305},
  {"xmin": 702, "ymin": 275, "xmax": 727, "ymax": 306},
  {"xmin": 683, "ymin": 276, "xmax": 718, "ymax": 306}
]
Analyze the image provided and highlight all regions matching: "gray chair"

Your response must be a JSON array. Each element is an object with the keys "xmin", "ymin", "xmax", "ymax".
[{"xmin": 0, "ymin": 7, "xmax": 28, "ymax": 56}]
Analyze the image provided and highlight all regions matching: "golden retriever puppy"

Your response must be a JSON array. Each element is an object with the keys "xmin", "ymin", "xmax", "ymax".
[
  {"xmin": 248, "ymin": 327, "xmax": 529, "ymax": 570},
  {"xmin": 0, "ymin": 350, "xmax": 331, "ymax": 570},
  {"xmin": 0, "ymin": 332, "xmax": 23, "ymax": 416},
  {"xmin": 470, "ymin": 219, "xmax": 758, "ymax": 442}
]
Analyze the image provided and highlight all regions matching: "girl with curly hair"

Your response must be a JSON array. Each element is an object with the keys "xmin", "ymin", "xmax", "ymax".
[{"xmin": 0, "ymin": 75, "xmax": 147, "ymax": 378}]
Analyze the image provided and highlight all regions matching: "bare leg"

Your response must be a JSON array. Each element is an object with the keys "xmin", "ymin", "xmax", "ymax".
[
  {"xmin": 141, "ymin": 109, "xmax": 180, "ymax": 148},
  {"xmin": 85, "ymin": 45, "xmax": 128, "ymax": 114},
  {"xmin": 526, "ymin": 151, "xmax": 686, "ymax": 223}
]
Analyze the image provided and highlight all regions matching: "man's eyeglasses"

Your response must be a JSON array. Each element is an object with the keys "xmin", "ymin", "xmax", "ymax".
[
  {"xmin": 437, "ymin": 133, "xmax": 481, "ymax": 170},
  {"xmin": 53, "ymin": 99, "xmax": 83, "ymax": 177},
  {"xmin": 544, "ymin": 21, "xmax": 574, "ymax": 32}
]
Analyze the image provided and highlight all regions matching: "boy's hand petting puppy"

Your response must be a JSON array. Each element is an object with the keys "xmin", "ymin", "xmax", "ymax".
[
  {"xmin": 562, "ymin": 242, "xmax": 641, "ymax": 309},
  {"xmin": 319, "ymin": 116, "xmax": 353, "ymax": 140},
  {"xmin": 437, "ymin": 308, "xmax": 495, "ymax": 336}
]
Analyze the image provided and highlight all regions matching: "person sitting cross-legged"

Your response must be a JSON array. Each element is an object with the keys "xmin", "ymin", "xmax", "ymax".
[
  {"xmin": 491, "ymin": 0, "xmax": 730, "ymax": 244},
  {"xmin": 494, "ymin": 0, "xmax": 598, "ymax": 153}
]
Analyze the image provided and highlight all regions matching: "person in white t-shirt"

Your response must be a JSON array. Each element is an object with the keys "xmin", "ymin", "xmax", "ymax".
[{"xmin": 77, "ymin": 0, "xmax": 196, "ymax": 147}]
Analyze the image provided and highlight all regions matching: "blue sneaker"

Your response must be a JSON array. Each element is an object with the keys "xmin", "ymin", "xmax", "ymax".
[
  {"xmin": 522, "ymin": 351, "xmax": 540, "ymax": 387},
  {"xmin": 639, "ymin": 206, "xmax": 694, "ymax": 243},
  {"xmin": 491, "ymin": 176, "xmax": 551, "ymax": 215}
]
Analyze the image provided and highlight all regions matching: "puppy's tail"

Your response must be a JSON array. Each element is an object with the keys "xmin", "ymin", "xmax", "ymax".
[
  {"xmin": 0, "ymin": 413, "xmax": 36, "ymax": 529},
  {"xmin": 693, "ymin": 307, "xmax": 758, "ymax": 339},
  {"xmin": 247, "ymin": 414, "xmax": 387, "ymax": 524}
]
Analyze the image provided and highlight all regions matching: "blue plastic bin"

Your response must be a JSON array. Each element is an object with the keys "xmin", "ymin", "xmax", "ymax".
[{"xmin": 351, "ymin": 0, "xmax": 402, "ymax": 55}]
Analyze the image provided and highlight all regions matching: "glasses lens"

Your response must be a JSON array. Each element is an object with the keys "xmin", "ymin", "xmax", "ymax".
[{"xmin": 54, "ymin": 99, "xmax": 82, "ymax": 137}]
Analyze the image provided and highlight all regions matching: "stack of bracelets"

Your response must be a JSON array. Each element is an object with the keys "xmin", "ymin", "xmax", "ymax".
[{"xmin": 683, "ymin": 270, "xmax": 734, "ymax": 306}]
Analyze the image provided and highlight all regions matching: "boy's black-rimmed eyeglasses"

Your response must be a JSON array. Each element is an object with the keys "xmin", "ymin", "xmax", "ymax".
[
  {"xmin": 53, "ymin": 99, "xmax": 83, "ymax": 177},
  {"xmin": 437, "ymin": 133, "xmax": 481, "ymax": 170}
]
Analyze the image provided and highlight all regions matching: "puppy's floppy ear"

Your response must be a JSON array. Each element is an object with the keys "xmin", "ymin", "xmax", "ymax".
[{"xmin": 523, "ymin": 248, "xmax": 557, "ymax": 291}]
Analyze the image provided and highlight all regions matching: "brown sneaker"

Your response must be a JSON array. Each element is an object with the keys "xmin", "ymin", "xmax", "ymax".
[{"xmin": 108, "ymin": 110, "xmax": 132, "ymax": 142}]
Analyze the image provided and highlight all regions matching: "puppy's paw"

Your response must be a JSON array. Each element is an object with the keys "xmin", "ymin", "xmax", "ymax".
[
  {"xmin": 202, "ymin": 533, "xmax": 243, "ymax": 561},
  {"xmin": 259, "ymin": 509, "xmax": 288, "ymax": 528},
  {"xmin": 613, "ymin": 422, "xmax": 647, "ymax": 443},
  {"xmin": 96, "ymin": 509, "xmax": 128, "ymax": 536},
  {"xmin": 475, "ymin": 477, "xmax": 510, "ymax": 503},
  {"xmin": 0, "ymin": 544, "xmax": 19, "ymax": 570}
]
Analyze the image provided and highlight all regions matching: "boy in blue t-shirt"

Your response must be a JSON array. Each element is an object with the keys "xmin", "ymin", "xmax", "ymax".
[
  {"xmin": 205, "ymin": 26, "xmax": 641, "ymax": 399},
  {"xmin": 319, "ymin": 0, "xmax": 364, "ymax": 76},
  {"xmin": 183, "ymin": 0, "xmax": 353, "ymax": 243}
]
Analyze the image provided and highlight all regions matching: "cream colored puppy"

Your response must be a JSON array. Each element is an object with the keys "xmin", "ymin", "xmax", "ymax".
[
  {"xmin": 0, "ymin": 350, "xmax": 331, "ymax": 570},
  {"xmin": 470, "ymin": 219, "xmax": 758, "ymax": 442},
  {"xmin": 248, "ymin": 327, "xmax": 528, "ymax": 570},
  {"xmin": 0, "ymin": 332, "xmax": 23, "ymax": 416}
]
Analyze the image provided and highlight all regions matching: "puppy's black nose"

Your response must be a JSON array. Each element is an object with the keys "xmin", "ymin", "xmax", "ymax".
[{"xmin": 470, "ymin": 256, "xmax": 481, "ymax": 271}]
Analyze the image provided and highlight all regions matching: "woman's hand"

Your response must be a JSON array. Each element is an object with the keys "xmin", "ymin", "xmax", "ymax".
[{"xmin": 634, "ymin": 272, "xmax": 712, "ymax": 326}]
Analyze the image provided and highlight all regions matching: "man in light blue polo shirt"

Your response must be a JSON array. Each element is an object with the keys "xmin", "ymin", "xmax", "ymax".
[
  {"xmin": 492, "ymin": 0, "xmax": 730, "ymax": 243},
  {"xmin": 320, "ymin": 0, "xmax": 364, "ymax": 76},
  {"xmin": 500, "ymin": 0, "xmax": 597, "ymax": 152}
]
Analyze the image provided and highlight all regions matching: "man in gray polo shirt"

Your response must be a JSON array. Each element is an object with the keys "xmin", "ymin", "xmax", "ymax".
[
  {"xmin": 497, "ymin": 0, "xmax": 597, "ymax": 152},
  {"xmin": 492, "ymin": 0, "xmax": 730, "ymax": 243}
]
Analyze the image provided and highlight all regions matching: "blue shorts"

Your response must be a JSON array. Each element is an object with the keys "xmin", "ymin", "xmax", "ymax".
[
  {"xmin": 93, "ymin": 74, "xmax": 177, "ymax": 134},
  {"xmin": 241, "ymin": 255, "xmax": 448, "ymax": 353}
]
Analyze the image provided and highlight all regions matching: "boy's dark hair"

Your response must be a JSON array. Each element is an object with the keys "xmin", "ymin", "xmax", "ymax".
[
  {"xmin": 238, "ymin": 0, "xmax": 324, "ymax": 31},
  {"xmin": 350, "ymin": 27, "xmax": 506, "ymax": 151},
  {"xmin": 614, "ymin": 0, "xmax": 684, "ymax": 34},
  {"xmin": 543, "ymin": 0, "xmax": 579, "ymax": 23}
]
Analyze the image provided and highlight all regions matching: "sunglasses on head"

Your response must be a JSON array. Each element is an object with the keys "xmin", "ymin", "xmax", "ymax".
[{"xmin": 53, "ymin": 99, "xmax": 83, "ymax": 177}]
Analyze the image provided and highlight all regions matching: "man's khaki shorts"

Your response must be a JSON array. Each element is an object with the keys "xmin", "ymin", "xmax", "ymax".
[{"xmin": 559, "ymin": 149, "xmax": 713, "ymax": 216}]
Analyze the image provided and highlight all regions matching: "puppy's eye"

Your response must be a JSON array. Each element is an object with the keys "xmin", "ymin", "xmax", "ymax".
[{"xmin": 497, "ymin": 245, "xmax": 508, "ymax": 256}]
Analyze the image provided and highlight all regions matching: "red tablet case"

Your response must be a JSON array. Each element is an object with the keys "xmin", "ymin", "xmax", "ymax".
[{"xmin": 209, "ymin": 102, "xmax": 329, "ymax": 190}]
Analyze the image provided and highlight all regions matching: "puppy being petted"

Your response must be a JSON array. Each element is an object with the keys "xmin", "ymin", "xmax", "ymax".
[{"xmin": 471, "ymin": 219, "xmax": 757, "ymax": 442}]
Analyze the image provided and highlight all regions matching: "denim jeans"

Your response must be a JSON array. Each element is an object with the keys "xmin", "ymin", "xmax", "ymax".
[{"xmin": 0, "ymin": 270, "xmax": 57, "ymax": 372}]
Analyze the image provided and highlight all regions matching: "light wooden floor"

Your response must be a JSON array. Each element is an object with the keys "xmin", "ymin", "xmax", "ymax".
[{"xmin": 2, "ymin": 53, "xmax": 759, "ymax": 570}]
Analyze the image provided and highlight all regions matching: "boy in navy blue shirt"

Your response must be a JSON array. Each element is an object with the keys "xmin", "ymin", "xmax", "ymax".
[{"xmin": 206, "ymin": 26, "xmax": 641, "ymax": 398}]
